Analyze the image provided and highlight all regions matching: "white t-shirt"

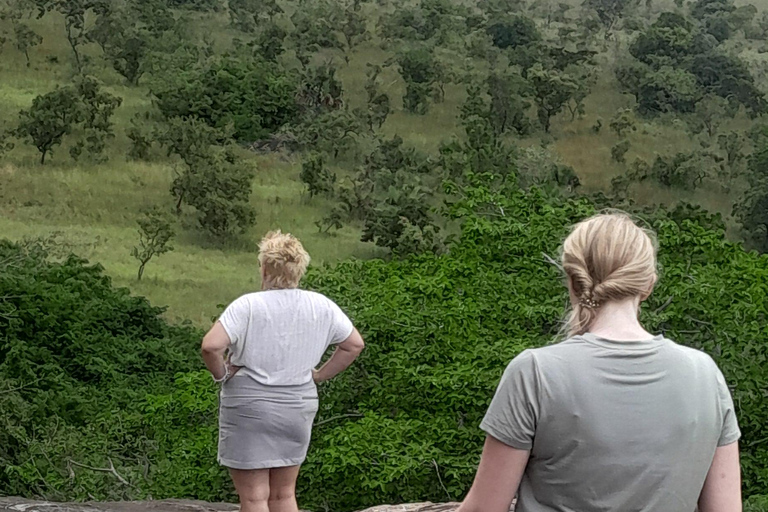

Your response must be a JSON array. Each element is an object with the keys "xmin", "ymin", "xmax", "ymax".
[{"xmin": 219, "ymin": 289, "xmax": 354, "ymax": 386}]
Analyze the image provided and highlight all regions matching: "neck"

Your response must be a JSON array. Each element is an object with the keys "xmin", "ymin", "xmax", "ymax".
[{"xmin": 587, "ymin": 297, "xmax": 654, "ymax": 341}]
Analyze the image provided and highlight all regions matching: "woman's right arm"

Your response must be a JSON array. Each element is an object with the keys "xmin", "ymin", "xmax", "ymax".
[
  {"xmin": 698, "ymin": 442, "xmax": 742, "ymax": 512},
  {"xmin": 313, "ymin": 328, "xmax": 365, "ymax": 383}
]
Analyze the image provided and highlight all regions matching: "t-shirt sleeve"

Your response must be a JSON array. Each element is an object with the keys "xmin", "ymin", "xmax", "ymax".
[
  {"xmin": 327, "ymin": 299, "xmax": 354, "ymax": 345},
  {"xmin": 715, "ymin": 368, "xmax": 741, "ymax": 446},
  {"xmin": 218, "ymin": 296, "xmax": 251, "ymax": 347},
  {"xmin": 480, "ymin": 350, "xmax": 540, "ymax": 450}
]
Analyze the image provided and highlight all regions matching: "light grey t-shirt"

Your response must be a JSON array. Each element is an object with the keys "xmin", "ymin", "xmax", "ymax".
[
  {"xmin": 481, "ymin": 333, "xmax": 740, "ymax": 512},
  {"xmin": 219, "ymin": 289, "xmax": 354, "ymax": 387}
]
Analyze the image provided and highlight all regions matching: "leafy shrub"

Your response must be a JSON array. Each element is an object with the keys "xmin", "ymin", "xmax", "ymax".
[
  {"xmin": 1, "ymin": 182, "xmax": 766, "ymax": 510},
  {"xmin": 151, "ymin": 56, "xmax": 297, "ymax": 141}
]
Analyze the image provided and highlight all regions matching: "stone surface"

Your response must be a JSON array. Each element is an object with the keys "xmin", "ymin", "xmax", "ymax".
[{"xmin": 0, "ymin": 498, "xmax": 514, "ymax": 512}]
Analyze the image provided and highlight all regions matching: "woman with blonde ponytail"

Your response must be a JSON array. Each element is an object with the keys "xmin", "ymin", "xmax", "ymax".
[{"xmin": 459, "ymin": 213, "xmax": 742, "ymax": 512}]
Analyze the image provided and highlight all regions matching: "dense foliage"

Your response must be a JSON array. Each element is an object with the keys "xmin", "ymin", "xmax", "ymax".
[
  {"xmin": 2, "ymin": 182, "xmax": 766, "ymax": 509},
  {"xmin": 150, "ymin": 55, "xmax": 297, "ymax": 142}
]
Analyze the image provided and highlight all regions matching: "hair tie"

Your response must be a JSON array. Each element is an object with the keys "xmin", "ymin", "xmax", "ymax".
[{"xmin": 579, "ymin": 297, "xmax": 601, "ymax": 309}]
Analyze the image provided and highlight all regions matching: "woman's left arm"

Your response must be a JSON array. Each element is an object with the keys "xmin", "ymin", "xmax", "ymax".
[
  {"xmin": 201, "ymin": 321, "xmax": 240, "ymax": 381},
  {"xmin": 457, "ymin": 435, "xmax": 530, "ymax": 512}
]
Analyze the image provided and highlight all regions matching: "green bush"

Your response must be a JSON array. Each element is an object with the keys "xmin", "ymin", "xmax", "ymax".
[
  {"xmin": 1, "ymin": 183, "xmax": 766, "ymax": 509},
  {"xmin": 151, "ymin": 55, "xmax": 297, "ymax": 141}
]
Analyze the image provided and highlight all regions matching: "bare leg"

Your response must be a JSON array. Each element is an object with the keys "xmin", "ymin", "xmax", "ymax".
[
  {"xmin": 268, "ymin": 465, "xmax": 301, "ymax": 512},
  {"xmin": 230, "ymin": 468, "xmax": 270, "ymax": 512}
]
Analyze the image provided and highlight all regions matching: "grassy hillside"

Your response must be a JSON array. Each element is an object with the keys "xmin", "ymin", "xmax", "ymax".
[{"xmin": 0, "ymin": 0, "xmax": 766, "ymax": 322}]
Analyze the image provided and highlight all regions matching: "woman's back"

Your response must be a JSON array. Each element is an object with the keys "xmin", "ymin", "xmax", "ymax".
[
  {"xmin": 220, "ymin": 289, "xmax": 353, "ymax": 387},
  {"xmin": 481, "ymin": 333, "xmax": 740, "ymax": 512}
]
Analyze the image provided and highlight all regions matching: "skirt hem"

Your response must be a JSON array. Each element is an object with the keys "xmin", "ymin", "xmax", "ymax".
[{"xmin": 218, "ymin": 456, "xmax": 306, "ymax": 470}]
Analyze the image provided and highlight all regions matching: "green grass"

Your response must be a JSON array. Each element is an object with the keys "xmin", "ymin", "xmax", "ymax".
[{"xmin": 0, "ymin": 3, "xmax": 765, "ymax": 323}]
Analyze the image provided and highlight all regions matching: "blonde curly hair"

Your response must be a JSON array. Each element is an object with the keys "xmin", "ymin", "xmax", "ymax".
[{"xmin": 258, "ymin": 230, "xmax": 311, "ymax": 289}]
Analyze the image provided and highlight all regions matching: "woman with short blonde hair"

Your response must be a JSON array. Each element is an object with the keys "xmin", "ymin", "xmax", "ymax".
[
  {"xmin": 459, "ymin": 213, "xmax": 741, "ymax": 512},
  {"xmin": 202, "ymin": 230, "xmax": 365, "ymax": 512}
]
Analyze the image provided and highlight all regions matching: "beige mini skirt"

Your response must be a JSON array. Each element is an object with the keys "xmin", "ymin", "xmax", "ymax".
[{"xmin": 218, "ymin": 376, "xmax": 319, "ymax": 470}]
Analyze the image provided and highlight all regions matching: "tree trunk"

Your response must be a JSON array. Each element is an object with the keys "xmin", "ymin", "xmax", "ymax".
[
  {"xmin": 24, "ymin": 49, "xmax": 30, "ymax": 67},
  {"xmin": 175, "ymin": 191, "xmax": 185, "ymax": 214},
  {"xmin": 137, "ymin": 260, "xmax": 148, "ymax": 280},
  {"xmin": 40, "ymin": 149, "xmax": 47, "ymax": 165}
]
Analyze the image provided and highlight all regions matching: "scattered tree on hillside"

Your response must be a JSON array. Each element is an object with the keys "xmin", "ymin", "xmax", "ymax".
[
  {"xmin": 564, "ymin": 65, "xmax": 596, "ymax": 121},
  {"xmin": 290, "ymin": 109, "xmax": 364, "ymax": 158},
  {"xmin": 515, "ymin": 144, "xmax": 581, "ymax": 191},
  {"xmin": 487, "ymin": 71, "xmax": 532, "ymax": 136},
  {"xmin": 688, "ymin": 95, "xmax": 735, "ymax": 139},
  {"xmin": 69, "ymin": 75, "xmax": 123, "ymax": 161},
  {"xmin": 13, "ymin": 22, "xmax": 40, "ymax": 66},
  {"xmin": 583, "ymin": 0, "xmax": 633, "ymax": 32},
  {"xmin": 440, "ymin": 85, "xmax": 517, "ymax": 184},
  {"xmin": 132, "ymin": 207, "xmax": 175, "ymax": 280},
  {"xmin": 610, "ymin": 108, "xmax": 637, "ymax": 138},
  {"xmin": 12, "ymin": 86, "xmax": 83, "ymax": 164},
  {"xmin": 229, "ymin": 0, "xmax": 282, "ymax": 32},
  {"xmin": 733, "ymin": 187, "xmax": 768, "ymax": 253},
  {"xmin": 158, "ymin": 117, "xmax": 234, "ymax": 210},
  {"xmin": 151, "ymin": 55, "xmax": 297, "ymax": 141},
  {"xmin": 611, "ymin": 139, "xmax": 631, "ymax": 163},
  {"xmin": 340, "ymin": 1, "xmax": 369, "ymax": 54},
  {"xmin": 290, "ymin": 0, "xmax": 344, "ymax": 57},
  {"xmin": 486, "ymin": 15, "xmax": 540, "ymax": 50},
  {"xmin": 300, "ymin": 153, "xmax": 336, "ymax": 198},
  {"xmin": 620, "ymin": 12, "xmax": 767, "ymax": 117},
  {"xmin": 626, "ymin": 151, "xmax": 713, "ymax": 190},
  {"xmin": 527, "ymin": 63, "xmax": 580, "ymax": 133},
  {"xmin": 718, "ymin": 130, "xmax": 747, "ymax": 168},
  {"xmin": 39, "ymin": 0, "xmax": 108, "ymax": 73},
  {"xmin": 397, "ymin": 46, "xmax": 438, "ymax": 115},
  {"xmin": 248, "ymin": 21, "xmax": 287, "ymax": 62},
  {"xmin": 296, "ymin": 62, "xmax": 345, "ymax": 114},
  {"xmin": 176, "ymin": 152, "xmax": 256, "ymax": 238},
  {"xmin": 365, "ymin": 64, "xmax": 391, "ymax": 131}
]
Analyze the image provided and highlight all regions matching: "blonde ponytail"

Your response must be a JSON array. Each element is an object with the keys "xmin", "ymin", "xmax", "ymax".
[{"xmin": 561, "ymin": 212, "xmax": 658, "ymax": 337}]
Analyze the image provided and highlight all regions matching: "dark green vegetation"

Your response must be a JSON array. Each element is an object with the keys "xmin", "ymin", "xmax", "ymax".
[
  {"xmin": 1, "ymin": 0, "xmax": 768, "ymax": 322},
  {"xmin": 1, "ymin": 183, "xmax": 767, "ymax": 509},
  {"xmin": 1, "ymin": 0, "xmax": 768, "ymax": 509}
]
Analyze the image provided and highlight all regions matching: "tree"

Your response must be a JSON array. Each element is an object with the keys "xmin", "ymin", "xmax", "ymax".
[
  {"xmin": 527, "ymin": 63, "xmax": 580, "ymax": 133},
  {"xmin": 611, "ymin": 139, "xmax": 631, "ymax": 163},
  {"xmin": 486, "ymin": 15, "xmax": 540, "ymax": 50},
  {"xmin": 290, "ymin": 109, "xmax": 364, "ymax": 158},
  {"xmin": 583, "ymin": 0, "xmax": 633, "ymax": 31},
  {"xmin": 718, "ymin": 131, "xmax": 747, "ymax": 168},
  {"xmin": 290, "ymin": 0, "xmax": 344, "ymax": 53},
  {"xmin": 296, "ymin": 62, "xmax": 345, "ymax": 114},
  {"xmin": 13, "ymin": 86, "xmax": 83, "ymax": 164},
  {"xmin": 248, "ymin": 21, "xmax": 286, "ymax": 62},
  {"xmin": 13, "ymin": 22, "xmax": 41, "ymax": 67},
  {"xmin": 176, "ymin": 151, "xmax": 256, "ymax": 238},
  {"xmin": 365, "ymin": 65, "xmax": 391, "ymax": 131},
  {"xmin": 397, "ymin": 46, "xmax": 437, "ymax": 115},
  {"xmin": 300, "ymin": 153, "xmax": 336, "ymax": 198},
  {"xmin": 564, "ymin": 65, "xmax": 597, "ymax": 121},
  {"xmin": 487, "ymin": 71, "xmax": 532, "ymax": 136},
  {"xmin": 132, "ymin": 207, "xmax": 175, "ymax": 280},
  {"xmin": 229, "ymin": 0, "xmax": 282, "ymax": 32},
  {"xmin": 158, "ymin": 117, "xmax": 234, "ymax": 211},
  {"xmin": 733, "ymin": 187, "xmax": 768, "ymax": 252},
  {"xmin": 42, "ymin": 0, "xmax": 108, "ymax": 73},
  {"xmin": 151, "ymin": 55, "xmax": 297, "ymax": 141},
  {"xmin": 610, "ymin": 108, "xmax": 637, "ymax": 138},
  {"xmin": 689, "ymin": 95, "xmax": 734, "ymax": 138},
  {"xmin": 340, "ymin": 2, "xmax": 369, "ymax": 52},
  {"xmin": 69, "ymin": 75, "xmax": 122, "ymax": 161}
]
